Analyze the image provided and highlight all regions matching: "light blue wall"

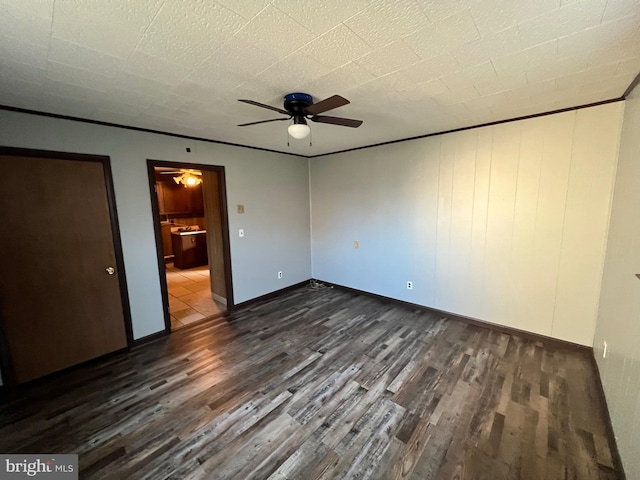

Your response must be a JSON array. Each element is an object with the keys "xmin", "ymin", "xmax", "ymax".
[
  {"xmin": 311, "ymin": 139, "xmax": 438, "ymax": 302},
  {"xmin": 594, "ymin": 84, "xmax": 640, "ymax": 478},
  {"xmin": 0, "ymin": 110, "xmax": 312, "ymax": 343}
]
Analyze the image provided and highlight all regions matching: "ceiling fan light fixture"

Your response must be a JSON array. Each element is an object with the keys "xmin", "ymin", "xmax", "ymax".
[
  {"xmin": 173, "ymin": 172, "xmax": 202, "ymax": 187},
  {"xmin": 288, "ymin": 116, "xmax": 310, "ymax": 139},
  {"xmin": 186, "ymin": 175, "xmax": 197, "ymax": 186}
]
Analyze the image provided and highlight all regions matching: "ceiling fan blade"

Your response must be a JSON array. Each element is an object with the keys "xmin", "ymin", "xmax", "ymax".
[
  {"xmin": 310, "ymin": 115, "xmax": 363, "ymax": 128},
  {"xmin": 237, "ymin": 118, "xmax": 289, "ymax": 127},
  {"xmin": 238, "ymin": 99, "xmax": 289, "ymax": 115},
  {"xmin": 304, "ymin": 95, "xmax": 350, "ymax": 115},
  {"xmin": 160, "ymin": 169, "xmax": 202, "ymax": 175}
]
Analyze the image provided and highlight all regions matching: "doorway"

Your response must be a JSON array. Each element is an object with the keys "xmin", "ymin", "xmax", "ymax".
[
  {"xmin": 0, "ymin": 147, "xmax": 132, "ymax": 385},
  {"xmin": 147, "ymin": 160, "xmax": 233, "ymax": 332}
]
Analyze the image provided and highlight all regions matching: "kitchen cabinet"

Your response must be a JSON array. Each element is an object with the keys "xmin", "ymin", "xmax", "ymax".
[
  {"xmin": 172, "ymin": 231, "xmax": 208, "ymax": 269},
  {"xmin": 189, "ymin": 184, "xmax": 204, "ymax": 214},
  {"xmin": 156, "ymin": 181, "xmax": 204, "ymax": 216}
]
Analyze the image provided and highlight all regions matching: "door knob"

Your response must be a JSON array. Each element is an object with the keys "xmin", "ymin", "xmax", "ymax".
[{"xmin": 106, "ymin": 266, "xmax": 116, "ymax": 275}]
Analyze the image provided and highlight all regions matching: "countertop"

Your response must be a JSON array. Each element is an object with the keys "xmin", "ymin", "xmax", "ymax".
[{"xmin": 171, "ymin": 230, "xmax": 207, "ymax": 236}]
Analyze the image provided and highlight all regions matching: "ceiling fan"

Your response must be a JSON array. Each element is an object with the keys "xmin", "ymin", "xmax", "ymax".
[
  {"xmin": 237, "ymin": 93, "xmax": 363, "ymax": 141},
  {"xmin": 159, "ymin": 168, "xmax": 202, "ymax": 187}
]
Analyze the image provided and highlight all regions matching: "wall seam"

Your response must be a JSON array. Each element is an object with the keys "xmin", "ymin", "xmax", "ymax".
[
  {"xmin": 507, "ymin": 123, "xmax": 524, "ymax": 326},
  {"xmin": 308, "ymin": 156, "xmax": 314, "ymax": 278},
  {"xmin": 550, "ymin": 111, "xmax": 578, "ymax": 340},
  {"xmin": 591, "ymin": 102, "xmax": 626, "ymax": 348},
  {"xmin": 480, "ymin": 127, "xmax": 495, "ymax": 318}
]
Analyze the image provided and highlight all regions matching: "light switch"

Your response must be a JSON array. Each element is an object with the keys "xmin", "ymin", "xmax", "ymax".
[
  {"xmin": 239, "ymin": 228, "xmax": 244, "ymax": 238},
  {"xmin": 237, "ymin": 204, "xmax": 245, "ymax": 214},
  {"xmin": 354, "ymin": 241, "xmax": 359, "ymax": 249}
]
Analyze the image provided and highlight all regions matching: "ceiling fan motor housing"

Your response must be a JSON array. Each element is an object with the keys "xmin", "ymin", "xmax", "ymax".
[{"xmin": 284, "ymin": 93, "xmax": 313, "ymax": 116}]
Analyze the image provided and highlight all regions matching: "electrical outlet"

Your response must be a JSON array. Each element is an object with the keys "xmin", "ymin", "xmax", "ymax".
[
  {"xmin": 278, "ymin": 271, "xmax": 283, "ymax": 279},
  {"xmin": 407, "ymin": 281, "xmax": 413, "ymax": 290},
  {"xmin": 603, "ymin": 341, "xmax": 608, "ymax": 358},
  {"xmin": 239, "ymin": 228, "xmax": 244, "ymax": 238}
]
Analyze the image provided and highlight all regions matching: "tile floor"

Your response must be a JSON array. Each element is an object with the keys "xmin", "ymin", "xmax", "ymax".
[{"xmin": 165, "ymin": 263, "xmax": 226, "ymax": 330}]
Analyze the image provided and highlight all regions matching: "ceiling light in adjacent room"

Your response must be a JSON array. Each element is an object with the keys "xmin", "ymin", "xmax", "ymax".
[{"xmin": 173, "ymin": 172, "xmax": 202, "ymax": 187}]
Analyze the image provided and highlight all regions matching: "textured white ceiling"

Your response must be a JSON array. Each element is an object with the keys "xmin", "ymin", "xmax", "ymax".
[{"xmin": 0, "ymin": 0, "xmax": 638, "ymax": 156}]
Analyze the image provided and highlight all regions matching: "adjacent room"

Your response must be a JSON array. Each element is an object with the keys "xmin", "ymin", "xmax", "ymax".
[
  {"xmin": 150, "ymin": 164, "xmax": 230, "ymax": 330},
  {"xmin": 0, "ymin": 0, "xmax": 639, "ymax": 478}
]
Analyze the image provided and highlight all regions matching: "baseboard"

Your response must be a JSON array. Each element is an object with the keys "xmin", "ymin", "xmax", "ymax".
[
  {"xmin": 316, "ymin": 279, "xmax": 592, "ymax": 353},
  {"xmin": 232, "ymin": 280, "xmax": 312, "ymax": 310},
  {"xmin": 589, "ymin": 353, "xmax": 627, "ymax": 479},
  {"xmin": 212, "ymin": 293, "xmax": 227, "ymax": 306},
  {"xmin": 130, "ymin": 329, "xmax": 169, "ymax": 347}
]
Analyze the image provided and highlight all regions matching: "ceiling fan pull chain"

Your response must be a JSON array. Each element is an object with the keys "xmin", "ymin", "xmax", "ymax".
[
  {"xmin": 309, "ymin": 129, "xmax": 312, "ymax": 147},
  {"xmin": 287, "ymin": 129, "xmax": 290, "ymax": 147}
]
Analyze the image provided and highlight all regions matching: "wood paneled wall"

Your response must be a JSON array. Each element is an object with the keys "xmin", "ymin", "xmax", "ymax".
[{"xmin": 310, "ymin": 102, "xmax": 624, "ymax": 346}]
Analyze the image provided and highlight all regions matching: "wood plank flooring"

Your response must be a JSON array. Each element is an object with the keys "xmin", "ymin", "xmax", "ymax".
[{"xmin": 0, "ymin": 285, "xmax": 622, "ymax": 479}]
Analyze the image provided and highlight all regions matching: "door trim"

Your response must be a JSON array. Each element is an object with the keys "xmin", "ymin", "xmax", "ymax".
[
  {"xmin": 146, "ymin": 160, "xmax": 235, "ymax": 333},
  {"xmin": 0, "ymin": 146, "xmax": 134, "ymax": 386}
]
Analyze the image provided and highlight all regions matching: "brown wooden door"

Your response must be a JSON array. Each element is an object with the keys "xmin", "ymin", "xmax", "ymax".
[
  {"xmin": 0, "ymin": 154, "xmax": 128, "ymax": 383},
  {"xmin": 202, "ymin": 171, "xmax": 227, "ymax": 300}
]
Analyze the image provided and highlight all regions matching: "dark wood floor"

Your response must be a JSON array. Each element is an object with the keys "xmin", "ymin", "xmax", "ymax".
[{"xmin": 0, "ymin": 285, "xmax": 621, "ymax": 479}]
